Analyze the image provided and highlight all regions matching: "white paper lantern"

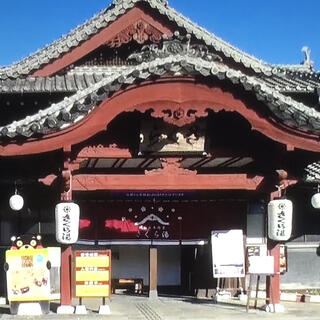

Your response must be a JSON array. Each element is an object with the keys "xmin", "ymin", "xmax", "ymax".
[
  {"xmin": 311, "ymin": 193, "xmax": 320, "ymax": 209},
  {"xmin": 9, "ymin": 194, "xmax": 24, "ymax": 211},
  {"xmin": 55, "ymin": 202, "xmax": 80, "ymax": 244},
  {"xmin": 268, "ymin": 199, "xmax": 293, "ymax": 241}
]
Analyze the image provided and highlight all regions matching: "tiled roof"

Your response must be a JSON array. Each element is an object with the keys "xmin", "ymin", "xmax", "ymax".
[
  {"xmin": 1, "ymin": 33, "xmax": 318, "ymax": 96},
  {"xmin": 268, "ymin": 64, "xmax": 320, "ymax": 92},
  {"xmin": 1, "ymin": 65, "xmax": 318, "ymax": 95},
  {"xmin": 272, "ymin": 64, "xmax": 314, "ymax": 73},
  {"xmin": 0, "ymin": 66, "xmax": 128, "ymax": 93},
  {"xmin": 0, "ymin": 0, "xmax": 273, "ymax": 80},
  {"xmin": 1, "ymin": 54, "xmax": 320, "ymax": 139},
  {"xmin": 305, "ymin": 161, "xmax": 320, "ymax": 182},
  {"xmin": 261, "ymin": 74, "xmax": 319, "ymax": 93}
]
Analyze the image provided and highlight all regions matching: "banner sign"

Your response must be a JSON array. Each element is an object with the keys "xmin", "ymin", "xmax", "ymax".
[
  {"xmin": 74, "ymin": 250, "xmax": 111, "ymax": 298},
  {"xmin": 6, "ymin": 248, "xmax": 50, "ymax": 302},
  {"xmin": 211, "ymin": 230, "xmax": 245, "ymax": 278},
  {"xmin": 80, "ymin": 201, "xmax": 247, "ymax": 241}
]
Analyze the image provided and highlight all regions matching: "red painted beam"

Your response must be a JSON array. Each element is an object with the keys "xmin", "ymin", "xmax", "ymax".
[{"xmin": 67, "ymin": 173, "xmax": 264, "ymax": 191}]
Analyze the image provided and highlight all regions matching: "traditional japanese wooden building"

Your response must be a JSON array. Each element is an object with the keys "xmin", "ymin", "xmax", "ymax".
[{"xmin": 1, "ymin": 0, "xmax": 320, "ymax": 307}]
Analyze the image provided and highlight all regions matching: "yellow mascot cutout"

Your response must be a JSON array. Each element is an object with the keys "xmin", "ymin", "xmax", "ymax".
[{"xmin": 5, "ymin": 234, "xmax": 51, "ymax": 315}]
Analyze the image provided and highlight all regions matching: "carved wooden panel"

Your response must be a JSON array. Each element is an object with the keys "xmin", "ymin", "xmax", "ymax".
[
  {"xmin": 76, "ymin": 144, "xmax": 131, "ymax": 158},
  {"xmin": 139, "ymin": 117, "xmax": 207, "ymax": 154},
  {"xmin": 151, "ymin": 107, "xmax": 208, "ymax": 127},
  {"xmin": 106, "ymin": 19, "xmax": 163, "ymax": 47},
  {"xmin": 144, "ymin": 158, "xmax": 197, "ymax": 176}
]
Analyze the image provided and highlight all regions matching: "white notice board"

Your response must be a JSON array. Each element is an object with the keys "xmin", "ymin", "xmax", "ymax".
[
  {"xmin": 211, "ymin": 230, "xmax": 245, "ymax": 278},
  {"xmin": 248, "ymin": 256, "xmax": 274, "ymax": 275}
]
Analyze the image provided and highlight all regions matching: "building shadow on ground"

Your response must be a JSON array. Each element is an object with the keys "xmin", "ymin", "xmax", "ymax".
[
  {"xmin": 159, "ymin": 294, "xmax": 256, "ymax": 312},
  {"xmin": 50, "ymin": 301, "xmax": 59, "ymax": 313},
  {"xmin": 0, "ymin": 306, "xmax": 10, "ymax": 314}
]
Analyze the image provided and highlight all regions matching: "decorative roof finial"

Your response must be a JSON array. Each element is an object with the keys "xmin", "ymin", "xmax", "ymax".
[
  {"xmin": 301, "ymin": 46, "xmax": 314, "ymax": 69},
  {"xmin": 128, "ymin": 32, "xmax": 222, "ymax": 63},
  {"xmin": 160, "ymin": 0, "xmax": 169, "ymax": 6}
]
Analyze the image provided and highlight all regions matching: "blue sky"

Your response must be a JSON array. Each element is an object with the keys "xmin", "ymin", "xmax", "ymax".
[{"xmin": 0, "ymin": 0, "xmax": 319, "ymax": 70}]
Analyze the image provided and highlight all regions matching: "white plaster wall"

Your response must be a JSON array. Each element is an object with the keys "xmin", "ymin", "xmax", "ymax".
[
  {"xmin": 281, "ymin": 247, "xmax": 320, "ymax": 289},
  {"xmin": 111, "ymin": 246, "xmax": 149, "ymax": 285},
  {"xmin": 111, "ymin": 246, "xmax": 181, "ymax": 286}
]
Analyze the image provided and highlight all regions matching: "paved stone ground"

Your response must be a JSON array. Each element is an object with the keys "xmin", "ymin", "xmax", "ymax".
[{"xmin": 1, "ymin": 294, "xmax": 320, "ymax": 319}]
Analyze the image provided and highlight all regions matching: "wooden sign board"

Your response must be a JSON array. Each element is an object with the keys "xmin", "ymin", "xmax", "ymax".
[{"xmin": 74, "ymin": 250, "xmax": 111, "ymax": 298}]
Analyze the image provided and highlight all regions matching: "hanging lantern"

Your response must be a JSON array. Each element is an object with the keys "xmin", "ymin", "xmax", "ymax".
[
  {"xmin": 268, "ymin": 199, "xmax": 293, "ymax": 241},
  {"xmin": 55, "ymin": 202, "xmax": 80, "ymax": 244},
  {"xmin": 311, "ymin": 184, "xmax": 320, "ymax": 210},
  {"xmin": 311, "ymin": 193, "xmax": 320, "ymax": 209},
  {"xmin": 9, "ymin": 194, "xmax": 24, "ymax": 211}
]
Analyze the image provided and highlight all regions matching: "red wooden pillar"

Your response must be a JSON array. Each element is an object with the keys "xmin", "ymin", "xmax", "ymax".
[
  {"xmin": 149, "ymin": 247, "xmax": 158, "ymax": 299},
  {"xmin": 60, "ymin": 246, "xmax": 72, "ymax": 305},
  {"xmin": 59, "ymin": 176, "xmax": 73, "ymax": 306},
  {"xmin": 60, "ymin": 148, "xmax": 73, "ymax": 306},
  {"xmin": 266, "ymin": 242, "xmax": 281, "ymax": 305},
  {"xmin": 266, "ymin": 189, "xmax": 281, "ymax": 306}
]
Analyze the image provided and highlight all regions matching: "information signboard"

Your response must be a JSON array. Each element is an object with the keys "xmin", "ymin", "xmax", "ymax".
[
  {"xmin": 211, "ymin": 229, "xmax": 245, "ymax": 278},
  {"xmin": 6, "ymin": 248, "xmax": 50, "ymax": 302},
  {"xmin": 247, "ymin": 256, "xmax": 274, "ymax": 274},
  {"xmin": 247, "ymin": 244, "xmax": 267, "ymax": 258},
  {"xmin": 74, "ymin": 250, "xmax": 111, "ymax": 298}
]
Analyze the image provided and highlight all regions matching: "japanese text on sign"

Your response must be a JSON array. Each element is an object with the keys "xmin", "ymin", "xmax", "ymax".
[
  {"xmin": 62, "ymin": 213, "xmax": 71, "ymax": 241},
  {"xmin": 276, "ymin": 209, "xmax": 286, "ymax": 238}
]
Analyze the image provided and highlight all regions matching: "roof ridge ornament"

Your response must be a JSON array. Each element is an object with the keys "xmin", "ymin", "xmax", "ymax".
[
  {"xmin": 106, "ymin": 19, "xmax": 163, "ymax": 47},
  {"xmin": 301, "ymin": 46, "xmax": 314, "ymax": 70},
  {"xmin": 128, "ymin": 31, "xmax": 223, "ymax": 63}
]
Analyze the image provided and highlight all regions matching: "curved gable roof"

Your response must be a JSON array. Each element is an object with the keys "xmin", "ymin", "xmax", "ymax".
[{"xmin": 0, "ymin": 0, "xmax": 273, "ymax": 80}]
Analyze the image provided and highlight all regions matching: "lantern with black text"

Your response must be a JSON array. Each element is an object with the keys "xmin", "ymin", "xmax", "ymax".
[
  {"xmin": 55, "ymin": 202, "xmax": 80, "ymax": 244},
  {"xmin": 268, "ymin": 199, "xmax": 293, "ymax": 241}
]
